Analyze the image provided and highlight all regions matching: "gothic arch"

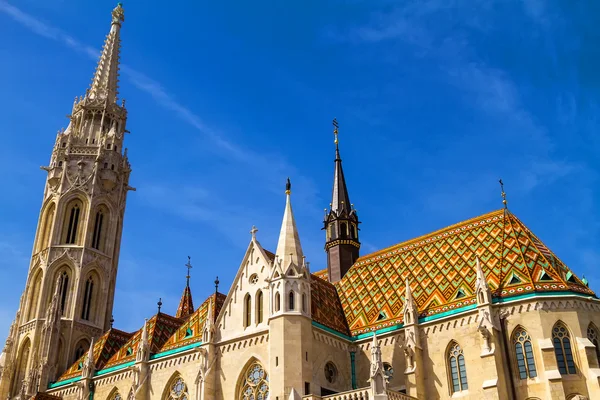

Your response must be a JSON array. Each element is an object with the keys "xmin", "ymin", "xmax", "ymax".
[
  {"xmin": 445, "ymin": 340, "xmax": 468, "ymax": 394},
  {"xmin": 79, "ymin": 269, "xmax": 101, "ymax": 323},
  {"xmin": 161, "ymin": 372, "xmax": 189, "ymax": 400},
  {"xmin": 90, "ymin": 204, "xmax": 110, "ymax": 252},
  {"xmin": 587, "ymin": 322, "xmax": 600, "ymax": 366},
  {"xmin": 552, "ymin": 320, "xmax": 578, "ymax": 375},
  {"xmin": 255, "ymin": 290, "xmax": 264, "ymax": 325},
  {"xmin": 26, "ymin": 268, "xmax": 43, "ymax": 321},
  {"xmin": 36, "ymin": 201, "xmax": 56, "ymax": 252},
  {"xmin": 235, "ymin": 357, "xmax": 269, "ymax": 400},
  {"xmin": 47, "ymin": 265, "xmax": 74, "ymax": 316},
  {"xmin": 11, "ymin": 337, "xmax": 31, "ymax": 396},
  {"xmin": 510, "ymin": 325, "xmax": 537, "ymax": 379},
  {"xmin": 106, "ymin": 387, "xmax": 123, "ymax": 400},
  {"xmin": 72, "ymin": 337, "xmax": 90, "ymax": 364},
  {"xmin": 60, "ymin": 195, "xmax": 88, "ymax": 245}
]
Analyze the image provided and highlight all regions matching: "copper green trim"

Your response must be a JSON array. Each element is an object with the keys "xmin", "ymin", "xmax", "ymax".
[
  {"xmin": 48, "ymin": 376, "xmax": 81, "ymax": 389},
  {"xmin": 150, "ymin": 341, "xmax": 203, "ymax": 359},
  {"xmin": 311, "ymin": 322, "xmax": 353, "ymax": 341},
  {"xmin": 95, "ymin": 361, "xmax": 135, "ymax": 376},
  {"xmin": 350, "ymin": 351, "xmax": 357, "ymax": 389},
  {"xmin": 354, "ymin": 322, "xmax": 405, "ymax": 340}
]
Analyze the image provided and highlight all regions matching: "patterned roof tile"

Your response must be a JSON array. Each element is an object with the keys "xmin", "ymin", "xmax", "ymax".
[
  {"xmin": 310, "ymin": 274, "xmax": 350, "ymax": 336},
  {"xmin": 57, "ymin": 328, "xmax": 132, "ymax": 382},
  {"xmin": 337, "ymin": 210, "xmax": 595, "ymax": 336}
]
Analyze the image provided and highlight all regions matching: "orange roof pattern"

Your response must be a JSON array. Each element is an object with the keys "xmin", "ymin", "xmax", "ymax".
[
  {"xmin": 336, "ymin": 210, "xmax": 595, "ymax": 336},
  {"xmin": 161, "ymin": 292, "xmax": 226, "ymax": 352},
  {"xmin": 176, "ymin": 286, "xmax": 194, "ymax": 319},
  {"xmin": 103, "ymin": 313, "xmax": 183, "ymax": 368},
  {"xmin": 57, "ymin": 328, "xmax": 132, "ymax": 382},
  {"xmin": 310, "ymin": 274, "xmax": 350, "ymax": 336}
]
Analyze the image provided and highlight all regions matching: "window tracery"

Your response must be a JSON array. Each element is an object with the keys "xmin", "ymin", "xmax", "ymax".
[
  {"xmin": 447, "ymin": 342, "xmax": 468, "ymax": 393},
  {"xmin": 587, "ymin": 324, "xmax": 600, "ymax": 365},
  {"xmin": 552, "ymin": 322, "xmax": 576, "ymax": 374},
  {"xmin": 166, "ymin": 377, "xmax": 188, "ymax": 400},
  {"xmin": 239, "ymin": 361, "xmax": 269, "ymax": 400},
  {"xmin": 513, "ymin": 328, "xmax": 537, "ymax": 379},
  {"xmin": 324, "ymin": 362, "xmax": 337, "ymax": 384}
]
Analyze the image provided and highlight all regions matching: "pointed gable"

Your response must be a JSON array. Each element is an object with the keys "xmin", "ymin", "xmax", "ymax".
[
  {"xmin": 176, "ymin": 286, "xmax": 194, "ymax": 319},
  {"xmin": 215, "ymin": 236, "xmax": 274, "ymax": 342},
  {"xmin": 274, "ymin": 179, "xmax": 304, "ymax": 269},
  {"xmin": 56, "ymin": 328, "xmax": 132, "ymax": 382},
  {"xmin": 160, "ymin": 292, "xmax": 226, "ymax": 352},
  {"xmin": 103, "ymin": 313, "xmax": 183, "ymax": 368},
  {"xmin": 335, "ymin": 209, "xmax": 595, "ymax": 336}
]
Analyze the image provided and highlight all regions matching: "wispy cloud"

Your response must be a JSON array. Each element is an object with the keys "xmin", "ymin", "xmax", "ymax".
[{"xmin": 0, "ymin": 0, "xmax": 321, "ymax": 220}]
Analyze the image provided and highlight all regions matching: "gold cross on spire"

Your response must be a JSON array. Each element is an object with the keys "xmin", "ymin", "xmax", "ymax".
[
  {"xmin": 499, "ymin": 179, "xmax": 508, "ymax": 209},
  {"xmin": 333, "ymin": 118, "xmax": 339, "ymax": 148},
  {"xmin": 185, "ymin": 256, "xmax": 193, "ymax": 287}
]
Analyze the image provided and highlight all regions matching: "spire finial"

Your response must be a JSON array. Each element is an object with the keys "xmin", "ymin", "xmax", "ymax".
[
  {"xmin": 185, "ymin": 256, "xmax": 193, "ymax": 287},
  {"xmin": 112, "ymin": 3, "xmax": 125, "ymax": 26},
  {"xmin": 499, "ymin": 179, "xmax": 508, "ymax": 209},
  {"xmin": 214, "ymin": 276, "xmax": 220, "ymax": 294},
  {"xmin": 110, "ymin": 315, "xmax": 114, "ymax": 328},
  {"xmin": 333, "ymin": 118, "xmax": 339, "ymax": 147},
  {"xmin": 285, "ymin": 177, "xmax": 291, "ymax": 195},
  {"xmin": 157, "ymin": 298, "xmax": 162, "ymax": 313},
  {"xmin": 250, "ymin": 225, "xmax": 258, "ymax": 239}
]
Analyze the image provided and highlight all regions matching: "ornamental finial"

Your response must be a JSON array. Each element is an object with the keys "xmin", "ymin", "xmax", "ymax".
[
  {"xmin": 112, "ymin": 3, "xmax": 125, "ymax": 25},
  {"xmin": 499, "ymin": 179, "xmax": 508, "ymax": 209},
  {"xmin": 185, "ymin": 256, "xmax": 193, "ymax": 288},
  {"xmin": 157, "ymin": 298, "xmax": 163, "ymax": 313},
  {"xmin": 214, "ymin": 276, "xmax": 220, "ymax": 294},
  {"xmin": 285, "ymin": 177, "xmax": 291, "ymax": 195},
  {"xmin": 333, "ymin": 118, "xmax": 339, "ymax": 149}
]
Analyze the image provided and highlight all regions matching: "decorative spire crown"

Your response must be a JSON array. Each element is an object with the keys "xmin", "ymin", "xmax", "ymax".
[{"xmin": 275, "ymin": 178, "xmax": 304, "ymax": 268}]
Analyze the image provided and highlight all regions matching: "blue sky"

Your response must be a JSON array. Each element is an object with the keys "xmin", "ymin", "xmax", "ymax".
[{"xmin": 0, "ymin": 0, "xmax": 598, "ymax": 344}]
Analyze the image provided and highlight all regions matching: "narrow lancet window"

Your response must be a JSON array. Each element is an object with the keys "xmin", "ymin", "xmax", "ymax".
[{"xmin": 91, "ymin": 211, "xmax": 104, "ymax": 250}]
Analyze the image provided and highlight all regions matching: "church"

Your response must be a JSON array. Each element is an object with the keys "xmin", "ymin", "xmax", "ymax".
[{"xmin": 1, "ymin": 4, "xmax": 600, "ymax": 400}]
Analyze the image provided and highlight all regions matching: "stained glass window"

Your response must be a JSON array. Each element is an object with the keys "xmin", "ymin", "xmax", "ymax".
[
  {"xmin": 167, "ymin": 377, "xmax": 188, "ymax": 400},
  {"xmin": 587, "ymin": 324, "xmax": 600, "ymax": 366},
  {"xmin": 552, "ymin": 322, "xmax": 576, "ymax": 374},
  {"xmin": 513, "ymin": 329, "xmax": 537, "ymax": 379},
  {"xmin": 239, "ymin": 362, "xmax": 269, "ymax": 400},
  {"xmin": 112, "ymin": 392, "xmax": 122, "ymax": 400},
  {"xmin": 448, "ymin": 343, "xmax": 468, "ymax": 393}
]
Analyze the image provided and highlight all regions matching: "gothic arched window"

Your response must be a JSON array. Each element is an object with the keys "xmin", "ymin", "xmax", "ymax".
[
  {"xmin": 81, "ymin": 276, "xmax": 94, "ymax": 321},
  {"xmin": 11, "ymin": 339, "xmax": 31, "ymax": 396},
  {"xmin": 239, "ymin": 361, "xmax": 269, "ymax": 400},
  {"xmin": 38, "ymin": 203, "xmax": 56, "ymax": 251},
  {"xmin": 275, "ymin": 292, "xmax": 281, "ymax": 312},
  {"xmin": 91, "ymin": 210, "xmax": 105, "ymax": 250},
  {"xmin": 165, "ymin": 376, "xmax": 188, "ymax": 400},
  {"xmin": 288, "ymin": 291, "xmax": 295, "ymax": 311},
  {"xmin": 340, "ymin": 222, "xmax": 347, "ymax": 238},
  {"xmin": 447, "ymin": 342, "xmax": 468, "ymax": 393},
  {"xmin": 244, "ymin": 294, "xmax": 251, "ymax": 328},
  {"xmin": 587, "ymin": 323, "xmax": 600, "ymax": 366},
  {"xmin": 27, "ymin": 270, "xmax": 43, "ymax": 321},
  {"xmin": 110, "ymin": 392, "xmax": 122, "ymax": 400},
  {"xmin": 256, "ymin": 291, "xmax": 263, "ymax": 324},
  {"xmin": 64, "ymin": 201, "xmax": 82, "ymax": 244},
  {"xmin": 350, "ymin": 224, "xmax": 357, "ymax": 239},
  {"xmin": 552, "ymin": 322, "xmax": 576, "ymax": 374},
  {"xmin": 324, "ymin": 362, "xmax": 338, "ymax": 384},
  {"xmin": 513, "ymin": 328, "xmax": 537, "ymax": 379},
  {"xmin": 302, "ymin": 293, "xmax": 307, "ymax": 313},
  {"xmin": 55, "ymin": 270, "xmax": 70, "ymax": 315}
]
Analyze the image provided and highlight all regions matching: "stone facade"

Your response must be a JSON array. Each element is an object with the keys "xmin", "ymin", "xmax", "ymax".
[{"xmin": 2, "ymin": 4, "xmax": 600, "ymax": 400}]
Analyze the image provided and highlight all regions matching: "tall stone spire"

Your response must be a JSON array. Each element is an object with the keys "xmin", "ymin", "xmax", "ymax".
[
  {"xmin": 275, "ymin": 178, "xmax": 304, "ymax": 269},
  {"xmin": 88, "ymin": 3, "xmax": 125, "ymax": 103},
  {"xmin": 324, "ymin": 119, "xmax": 360, "ymax": 283}
]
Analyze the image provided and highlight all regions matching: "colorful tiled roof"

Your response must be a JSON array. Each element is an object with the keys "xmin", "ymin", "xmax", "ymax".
[
  {"xmin": 103, "ymin": 313, "xmax": 184, "ymax": 368},
  {"xmin": 336, "ymin": 209, "xmax": 595, "ymax": 336},
  {"xmin": 176, "ymin": 285, "xmax": 194, "ymax": 319},
  {"xmin": 313, "ymin": 269, "xmax": 328, "ymax": 281},
  {"xmin": 30, "ymin": 393, "xmax": 62, "ymax": 400},
  {"xmin": 311, "ymin": 274, "xmax": 350, "ymax": 336},
  {"xmin": 57, "ymin": 328, "xmax": 132, "ymax": 382},
  {"xmin": 161, "ymin": 292, "xmax": 226, "ymax": 352}
]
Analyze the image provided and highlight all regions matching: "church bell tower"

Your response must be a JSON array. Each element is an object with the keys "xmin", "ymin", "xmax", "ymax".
[
  {"xmin": 0, "ymin": 4, "xmax": 133, "ymax": 397},
  {"xmin": 323, "ymin": 119, "xmax": 360, "ymax": 283}
]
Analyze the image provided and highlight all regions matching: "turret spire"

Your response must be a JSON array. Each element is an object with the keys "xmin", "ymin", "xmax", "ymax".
[
  {"xmin": 87, "ymin": 3, "xmax": 125, "ymax": 103},
  {"xmin": 324, "ymin": 119, "xmax": 360, "ymax": 283},
  {"xmin": 275, "ymin": 178, "xmax": 304, "ymax": 269},
  {"xmin": 176, "ymin": 257, "xmax": 195, "ymax": 318}
]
